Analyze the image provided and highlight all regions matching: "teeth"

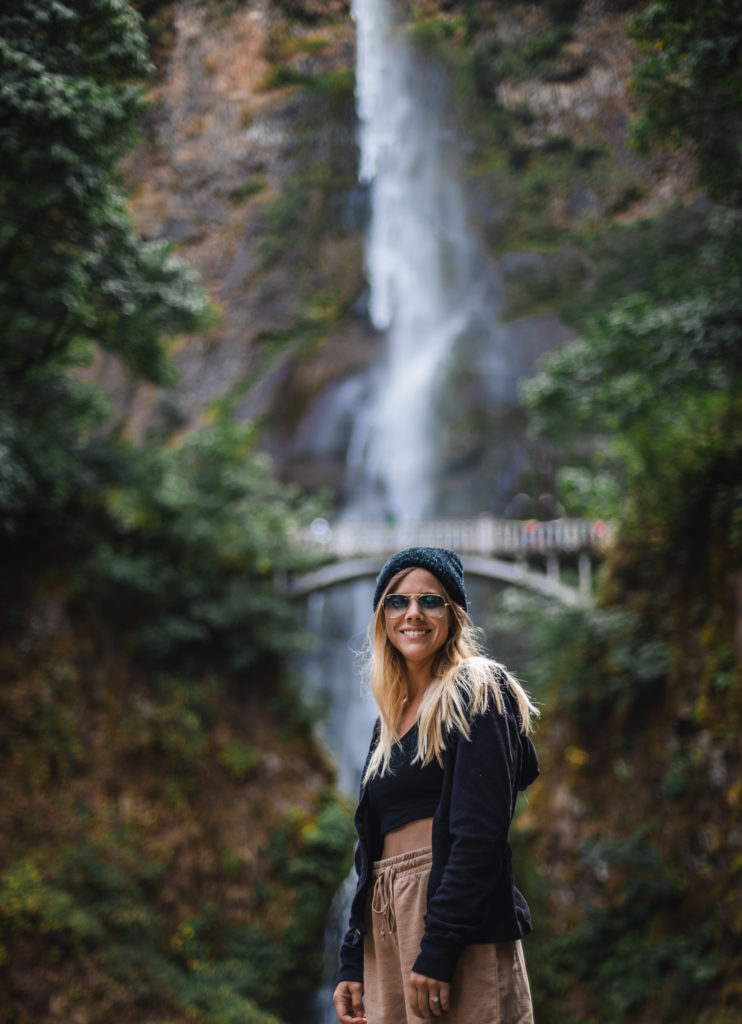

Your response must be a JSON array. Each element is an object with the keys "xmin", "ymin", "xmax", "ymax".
[{"xmin": 402, "ymin": 630, "xmax": 428, "ymax": 636}]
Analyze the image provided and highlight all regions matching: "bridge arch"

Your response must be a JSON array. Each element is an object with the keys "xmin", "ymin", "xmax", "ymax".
[
  {"xmin": 285, "ymin": 554, "xmax": 585, "ymax": 606},
  {"xmin": 283, "ymin": 516, "xmax": 611, "ymax": 605}
]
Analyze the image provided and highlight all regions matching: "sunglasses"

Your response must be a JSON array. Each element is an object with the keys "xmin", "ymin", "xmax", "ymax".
[{"xmin": 382, "ymin": 593, "xmax": 449, "ymax": 616}]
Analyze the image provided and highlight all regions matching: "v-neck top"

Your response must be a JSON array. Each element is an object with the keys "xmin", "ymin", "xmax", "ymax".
[{"xmin": 365, "ymin": 723, "xmax": 444, "ymax": 837}]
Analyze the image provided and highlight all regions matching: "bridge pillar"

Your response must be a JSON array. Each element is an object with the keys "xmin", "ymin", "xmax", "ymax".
[
  {"xmin": 546, "ymin": 554, "xmax": 560, "ymax": 584},
  {"xmin": 578, "ymin": 553, "xmax": 592, "ymax": 602}
]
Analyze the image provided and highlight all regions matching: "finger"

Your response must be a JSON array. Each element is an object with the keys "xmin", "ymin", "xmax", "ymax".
[
  {"xmin": 428, "ymin": 991, "xmax": 444, "ymax": 1018},
  {"xmin": 337, "ymin": 1006, "xmax": 366, "ymax": 1024},
  {"xmin": 349, "ymin": 982, "xmax": 366, "ymax": 1022},
  {"xmin": 408, "ymin": 978, "xmax": 429, "ymax": 1019},
  {"xmin": 439, "ymin": 982, "xmax": 451, "ymax": 1013},
  {"xmin": 333, "ymin": 983, "xmax": 366, "ymax": 1024}
]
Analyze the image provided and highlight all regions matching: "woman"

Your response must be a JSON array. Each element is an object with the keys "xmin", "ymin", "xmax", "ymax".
[{"xmin": 333, "ymin": 547, "xmax": 539, "ymax": 1024}]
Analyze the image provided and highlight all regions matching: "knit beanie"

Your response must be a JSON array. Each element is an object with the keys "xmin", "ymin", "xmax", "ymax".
[{"xmin": 373, "ymin": 547, "xmax": 468, "ymax": 611}]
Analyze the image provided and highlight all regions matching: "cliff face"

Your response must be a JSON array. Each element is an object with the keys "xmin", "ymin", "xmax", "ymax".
[
  {"xmin": 117, "ymin": 0, "xmax": 372, "ymax": 505},
  {"xmin": 118, "ymin": 0, "xmax": 700, "ymax": 503}
]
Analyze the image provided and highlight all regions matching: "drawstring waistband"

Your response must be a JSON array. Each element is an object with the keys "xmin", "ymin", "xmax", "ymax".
[
  {"xmin": 370, "ymin": 846, "xmax": 433, "ymax": 941},
  {"xmin": 371, "ymin": 866, "xmax": 396, "ymax": 938}
]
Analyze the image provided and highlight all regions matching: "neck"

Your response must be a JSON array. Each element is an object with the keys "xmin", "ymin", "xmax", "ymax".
[{"xmin": 403, "ymin": 662, "xmax": 433, "ymax": 703}]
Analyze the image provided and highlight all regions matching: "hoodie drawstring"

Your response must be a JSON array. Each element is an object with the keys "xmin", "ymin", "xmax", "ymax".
[{"xmin": 371, "ymin": 864, "xmax": 396, "ymax": 939}]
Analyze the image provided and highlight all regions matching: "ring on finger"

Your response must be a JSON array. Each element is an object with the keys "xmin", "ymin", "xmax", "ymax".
[{"xmin": 430, "ymin": 996, "xmax": 440, "ymax": 1003}]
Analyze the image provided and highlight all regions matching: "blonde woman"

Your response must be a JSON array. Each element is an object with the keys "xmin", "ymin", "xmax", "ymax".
[{"xmin": 332, "ymin": 547, "xmax": 539, "ymax": 1024}]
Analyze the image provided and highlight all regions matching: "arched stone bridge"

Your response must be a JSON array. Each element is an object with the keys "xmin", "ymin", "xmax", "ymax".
[{"xmin": 287, "ymin": 517, "xmax": 612, "ymax": 606}]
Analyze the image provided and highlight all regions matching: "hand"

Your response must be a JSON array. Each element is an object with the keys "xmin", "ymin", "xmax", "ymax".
[
  {"xmin": 408, "ymin": 970, "xmax": 451, "ymax": 1019},
  {"xmin": 333, "ymin": 980, "xmax": 367, "ymax": 1024}
]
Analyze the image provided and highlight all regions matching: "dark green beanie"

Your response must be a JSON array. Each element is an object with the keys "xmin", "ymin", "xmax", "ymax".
[{"xmin": 373, "ymin": 547, "xmax": 468, "ymax": 611}]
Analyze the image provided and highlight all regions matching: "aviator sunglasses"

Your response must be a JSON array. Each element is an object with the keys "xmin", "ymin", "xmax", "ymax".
[{"xmin": 382, "ymin": 593, "xmax": 450, "ymax": 616}]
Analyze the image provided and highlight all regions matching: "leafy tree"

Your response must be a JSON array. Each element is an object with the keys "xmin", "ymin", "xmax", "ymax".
[
  {"xmin": 87, "ymin": 410, "xmax": 321, "ymax": 671},
  {"xmin": 630, "ymin": 0, "xmax": 742, "ymax": 206},
  {"xmin": 0, "ymin": 1, "xmax": 325, "ymax": 671},
  {"xmin": 523, "ymin": 211, "xmax": 742, "ymax": 564},
  {"xmin": 0, "ymin": 0, "xmax": 209, "ymax": 542}
]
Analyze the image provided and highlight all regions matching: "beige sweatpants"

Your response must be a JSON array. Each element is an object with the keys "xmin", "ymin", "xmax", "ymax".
[{"xmin": 363, "ymin": 847, "xmax": 534, "ymax": 1024}]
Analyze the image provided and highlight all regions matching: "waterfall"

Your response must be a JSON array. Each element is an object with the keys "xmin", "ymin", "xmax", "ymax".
[{"xmin": 346, "ymin": 0, "xmax": 506, "ymax": 523}]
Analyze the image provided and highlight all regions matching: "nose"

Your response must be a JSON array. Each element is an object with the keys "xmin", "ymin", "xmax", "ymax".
[{"xmin": 404, "ymin": 598, "xmax": 425, "ymax": 618}]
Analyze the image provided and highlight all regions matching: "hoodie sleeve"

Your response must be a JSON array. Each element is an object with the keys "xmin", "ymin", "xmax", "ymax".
[
  {"xmin": 519, "ymin": 732, "xmax": 540, "ymax": 791},
  {"xmin": 336, "ymin": 718, "xmax": 381, "ymax": 985},
  {"xmin": 412, "ymin": 695, "xmax": 534, "ymax": 982}
]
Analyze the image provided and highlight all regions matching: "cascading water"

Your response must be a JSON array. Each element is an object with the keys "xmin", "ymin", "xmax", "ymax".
[
  {"xmin": 345, "ymin": 0, "xmax": 511, "ymax": 523},
  {"xmin": 306, "ymin": 2, "xmax": 546, "ymax": 1019}
]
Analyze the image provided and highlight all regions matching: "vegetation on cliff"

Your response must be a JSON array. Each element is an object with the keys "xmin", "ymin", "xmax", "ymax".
[
  {"xmin": 516, "ymin": 207, "xmax": 741, "ymax": 1024},
  {"xmin": 502, "ymin": 4, "xmax": 740, "ymax": 1021},
  {"xmin": 0, "ymin": 3, "xmax": 354, "ymax": 1022}
]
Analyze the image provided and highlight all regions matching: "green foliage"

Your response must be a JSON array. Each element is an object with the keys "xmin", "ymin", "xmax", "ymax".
[
  {"xmin": 0, "ymin": 9, "xmax": 343, "ymax": 1014},
  {"xmin": 0, "ymin": 664, "xmax": 352, "ymax": 1022},
  {"xmin": 0, "ymin": 0, "xmax": 208, "ymax": 369},
  {"xmin": 275, "ymin": 0, "xmax": 336, "ymax": 24},
  {"xmin": 128, "ymin": 790, "xmax": 355, "ymax": 1022},
  {"xmin": 0, "ymin": 838, "xmax": 283, "ymax": 1024},
  {"xmin": 481, "ymin": 26, "xmax": 575, "ymax": 84},
  {"xmin": 408, "ymin": 14, "xmax": 464, "ymax": 46},
  {"xmin": 553, "ymin": 466, "xmax": 623, "ymax": 521},
  {"xmin": 85, "ymin": 412, "xmax": 318, "ymax": 671},
  {"xmin": 630, "ymin": 0, "xmax": 742, "ymax": 206},
  {"xmin": 117, "ymin": 673, "xmax": 214, "ymax": 786},
  {"xmin": 523, "ymin": 211, "xmax": 742, "ymax": 559},
  {"xmin": 0, "ymin": 856, "xmax": 103, "ymax": 942},
  {"xmin": 2, "ymin": 664, "xmax": 87, "ymax": 784},
  {"xmin": 0, "ymin": 1, "xmax": 323, "ymax": 675},
  {"xmin": 260, "ymin": 63, "xmax": 313, "ymax": 90},
  {"xmin": 260, "ymin": 63, "xmax": 354, "ymax": 97},
  {"xmin": 409, "ymin": 14, "xmax": 636, "ymax": 252},
  {"xmin": 257, "ymin": 63, "xmax": 356, "ymax": 266},
  {"xmin": 217, "ymin": 739, "xmax": 261, "ymax": 781},
  {"xmin": 260, "ymin": 180, "xmax": 312, "ymax": 263},
  {"xmin": 263, "ymin": 789, "xmax": 356, "ymax": 1016},
  {"xmin": 0, "ymin": 0, "xmax": 210, "ymax": 544},
  {"xmin": 555, "ymin": 204, "xmax": 712, "ymax": 329},
  {"xmin": 229, "ymin": 179, "xmax": 267, "ymax": 204},
  {"xmin": 486, "ymin": 593, "xmax": 669, "ymax": 732},
  {"xmin": 534, "ymin": 830, "xmax": 717, "ymax": 1024}
]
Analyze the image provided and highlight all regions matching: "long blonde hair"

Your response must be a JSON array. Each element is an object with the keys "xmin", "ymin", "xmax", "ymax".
[{"xmin": 362, "ymin": 568, "xmax": 539, "ymax": 783}]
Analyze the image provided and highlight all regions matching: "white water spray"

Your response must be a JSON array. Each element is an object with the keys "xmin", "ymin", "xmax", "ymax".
[{"xmin": 348, "ymin": 0, "xmax": 504, "ymax": 522}]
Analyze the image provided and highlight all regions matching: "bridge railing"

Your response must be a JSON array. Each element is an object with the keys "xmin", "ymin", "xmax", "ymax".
[{"xmin": 301, "ymin": 516, "xmax": 612, "ymax": 559}]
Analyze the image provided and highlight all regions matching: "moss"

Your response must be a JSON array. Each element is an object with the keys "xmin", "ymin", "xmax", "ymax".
[
  {"xmin": 229, "ymin": 179, "xmax": 267, "ymax": 204},
  {"xmin": 259, "ymin": 63, "xmax": 313, "ymax": 90}
]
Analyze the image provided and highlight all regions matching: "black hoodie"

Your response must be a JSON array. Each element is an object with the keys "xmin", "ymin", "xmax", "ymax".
[{"xmin": 337, "ymin": 679, "xmax": 540, "ymax": 985}]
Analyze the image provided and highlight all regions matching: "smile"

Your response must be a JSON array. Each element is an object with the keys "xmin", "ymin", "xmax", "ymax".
[{"xmin": 401, "ymin": 629, "xmax": 430, "ymax": 636}]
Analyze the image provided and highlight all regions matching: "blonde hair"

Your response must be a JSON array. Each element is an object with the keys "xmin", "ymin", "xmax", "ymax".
[{"xmin": 362, "ymin": 568, "xmax": 539, "ymax": 783}]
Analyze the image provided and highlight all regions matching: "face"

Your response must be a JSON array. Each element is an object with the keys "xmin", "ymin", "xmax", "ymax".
[{"xmin": 382, "ymin": 568, "xmax": 452, "ymax": 670}]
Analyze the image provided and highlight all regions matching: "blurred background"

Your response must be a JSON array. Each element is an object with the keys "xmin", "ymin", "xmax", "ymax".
[{"xmin": 1, "ymin": 1, "xmax": 740, "ymax": 1022}]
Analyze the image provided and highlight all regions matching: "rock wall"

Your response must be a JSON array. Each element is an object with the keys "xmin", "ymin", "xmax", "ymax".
[
  {"xmin": 115, "ymin": 0, "xmax": 368, "ymax": 474},
  {"xmin": 117, "ymin": 0, "xmax": 700, "ymax": 510}
]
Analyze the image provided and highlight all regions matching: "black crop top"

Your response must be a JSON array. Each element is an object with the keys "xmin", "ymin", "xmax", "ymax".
[{"xmin": 366, "ymin": 724, "xmax": 445, "ymax": 837}]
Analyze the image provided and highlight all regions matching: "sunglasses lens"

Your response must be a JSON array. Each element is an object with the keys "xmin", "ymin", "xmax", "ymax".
[{"xmin": 383, "ymin": 594, "xmax": 446, "ymax": 614}]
